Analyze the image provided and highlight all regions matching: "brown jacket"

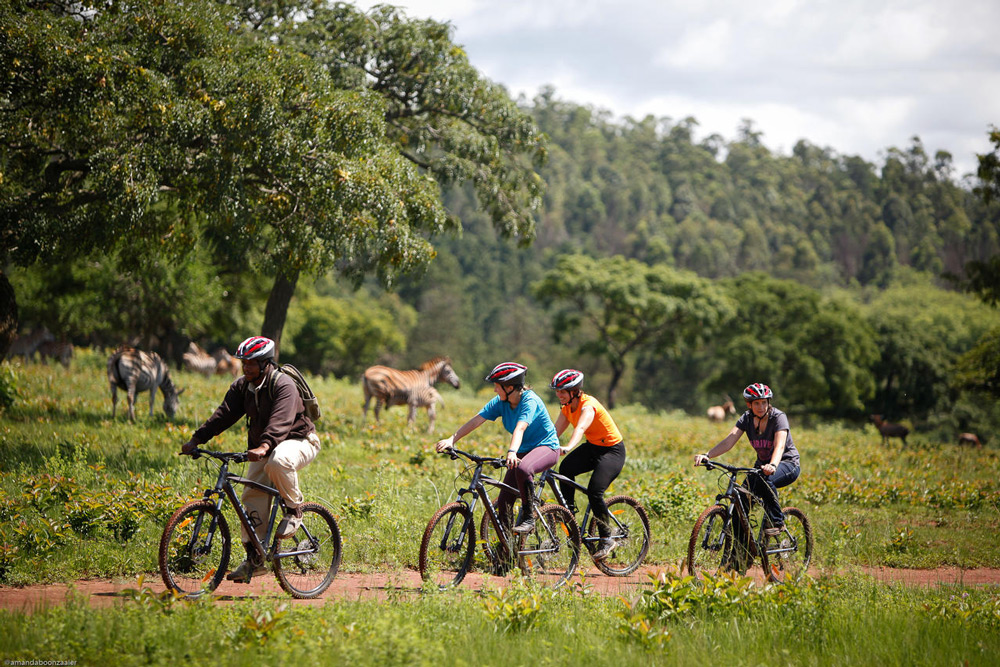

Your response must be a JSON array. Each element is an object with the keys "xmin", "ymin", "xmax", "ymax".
[{"xmin": 191, "ymin": 368, "xmax": 314, "ymax": 456}]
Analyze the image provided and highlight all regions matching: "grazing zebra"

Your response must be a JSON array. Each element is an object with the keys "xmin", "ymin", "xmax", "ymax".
[
  {"xmin": 362, "ymin": 356, "xmax": 460, "ymax": 430},
  {"xmin": 182, "ymin": 342, "xmax": 216, "ymax": 377},
  {"xmin": 107, "ymin": 347, "xmax": 184, "ymax": 421},
  {"xmin": 8, "ymin": 327, "xmax": 54, "ymax": 362},
  {"xmin": 37, "ymin": 340, "xmax": 74, "ymax": 368}
]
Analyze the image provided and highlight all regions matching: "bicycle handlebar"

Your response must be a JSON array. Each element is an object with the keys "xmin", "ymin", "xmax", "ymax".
[
  {"xmin": 441, "ymin": 447, "xmax": 507, "ymax": 469},
  {"xmin": 184, "ymin": 447, "xmax": 249, "ymax": 464},
  {"xmin": 698, "ymin": 459, "xmax": 762, "ymax": 476}
]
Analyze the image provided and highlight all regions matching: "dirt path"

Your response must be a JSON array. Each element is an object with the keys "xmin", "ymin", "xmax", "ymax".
[{"xmin": 2, "ymin": 564, "xmax": 998, "ymax": 613}]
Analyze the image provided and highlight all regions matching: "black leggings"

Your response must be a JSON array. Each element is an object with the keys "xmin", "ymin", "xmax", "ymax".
[{"xmin": 558, "ymin": 441, "xmax": 626, "ymax": 534}]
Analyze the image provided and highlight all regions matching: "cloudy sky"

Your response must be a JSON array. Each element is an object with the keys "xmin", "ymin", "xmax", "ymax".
[{"xmin": 355, "ymin": 0, "xmax": 1000, "ymax": 180}]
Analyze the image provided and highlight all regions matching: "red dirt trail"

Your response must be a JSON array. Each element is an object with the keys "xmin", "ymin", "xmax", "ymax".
[{"xmin": 2, "ymin": 564, "xmax": 998, "ymax": 613}]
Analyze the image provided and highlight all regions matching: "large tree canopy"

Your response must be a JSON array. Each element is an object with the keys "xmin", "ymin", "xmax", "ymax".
[
  {"xmin": 534, "ymin": 253, "xmax": 733, "ymax": 407},
  {"xmin": 2, "ymin": 0, "xmax": 545, "ymax": 348}
]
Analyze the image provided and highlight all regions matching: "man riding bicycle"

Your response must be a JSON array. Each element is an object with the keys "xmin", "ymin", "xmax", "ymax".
[{"xmin": 180, "ymin": 336, "xmax": 320, "ymax": 582}]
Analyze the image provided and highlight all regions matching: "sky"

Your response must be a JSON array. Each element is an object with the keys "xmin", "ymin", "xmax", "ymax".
[{"xmin": 354, "ymin": 0, "xmax": 1000, "ymax": 180}]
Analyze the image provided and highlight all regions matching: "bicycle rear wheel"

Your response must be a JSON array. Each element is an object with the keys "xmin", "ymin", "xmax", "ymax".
[
  {"xmin": 687, "ymin": 504, "xmax": 753, "ymax": 579},
  {"xmin": 159, "ymin": 500, "xmax": 230, "ymax": 597},
  {"xmin": 518, "ymin": 504, "xmax": 580, "ymax": 588},
  {"xmin": 585, "ymin": 495, "xmax": 651, "ymax": 576},
  {"xmin": 273, "ymin": 502, "xmax": 342, "ymax": 599},
  {"xmin": 762, "ymin": 507, "xmax": 813, "ymax": 583},
  {"xmin": 419, "ymin": 502, "xmax": 475, "ymax": 589}
]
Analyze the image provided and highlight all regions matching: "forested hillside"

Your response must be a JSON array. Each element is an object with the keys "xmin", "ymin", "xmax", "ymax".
[{"xmin": 6, "ymin": 3, "xmax": 999, "ymax": 438}]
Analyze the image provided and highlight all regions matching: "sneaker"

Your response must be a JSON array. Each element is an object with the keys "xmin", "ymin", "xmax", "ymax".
[
  {"xmin": 227, "ymin": 559, "xmax": 267, "ymax": 583},
  {"xmin": 512, "ymin": 517, "xmax": 535, "ymax": 534},
  {"xmin": 593, "ymin": 537, "xmax": 617, "ymax": 560},
  {"xmin": 277, "ymin": 506, "xmax": 303, "ymax": 539},
  {"xmin": 764, "ymin": 524, "xmax": 784, "ymax": 537}
]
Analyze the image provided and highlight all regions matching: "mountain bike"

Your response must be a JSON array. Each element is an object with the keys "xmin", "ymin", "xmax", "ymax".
[
  {"xmin": 418, "ymin": 447, "xmax": 581, "ymax": 589},
  {"xmin": 159, "ymin": 448, "xmax": 342, "ymax": 599},
  {"xmin": 534, "ymin": 467, "xmax": 650, "ymax": 576},
  {"xmin": 688, "ymin": 459, "xmax": 812, "ymax": 583}
]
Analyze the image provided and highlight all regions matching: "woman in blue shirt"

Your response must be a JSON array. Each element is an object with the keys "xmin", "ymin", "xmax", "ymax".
[{"xmin": 435, "ymin": 362, "xmax": 560, "ymax": 533}]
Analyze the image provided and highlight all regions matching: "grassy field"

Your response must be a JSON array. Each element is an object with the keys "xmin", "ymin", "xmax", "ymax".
[{"xmin": 1, "ymin": 351, "xmax": 999, "ymax": 665}]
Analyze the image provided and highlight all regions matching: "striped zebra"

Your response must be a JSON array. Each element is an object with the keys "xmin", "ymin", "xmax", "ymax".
[
  {"xmin": 362, "ymin": 357, "xmax": 460, "ymax": 431},
  {"xmin": 107, "ymin": 346, "xmax": 184, "ymax": 421},
  {"xmin": 182, "ymin": 342, "xmax": 216, "ymax": 377},
  {"xmin": 37, "ymin": 340, "xmax": 74, "ymax": 368}
]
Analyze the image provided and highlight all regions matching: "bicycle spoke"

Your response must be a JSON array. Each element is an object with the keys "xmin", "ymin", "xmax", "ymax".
[{"xmin": 273, "ymin": 503, "xmax": 341, "ymax": 599}]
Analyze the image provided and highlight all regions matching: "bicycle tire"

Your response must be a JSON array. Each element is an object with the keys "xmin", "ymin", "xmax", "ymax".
[
  {"xmin": 517, "ymin": 504, "xmax": 580, "ymax": 588},
  {"xmin": 419, "ymin": 502, "xmax": 475, "ymax": 589},
  {"xmin": 762, "ymin": 507, "xmax": 813, "ymax": 583},
  {"xmin": 159, "ymin": 500, "xmax": 231, "ymax": 597},
  {"xmin": 585, "ymin": 495, "xmax": 651, "ymax": 576},
  {"xmin": 687, "ymin": 504, "xmax": 753, "ymax": 579},
  {"xmin": 272, "ymin": 502, "xmax": 342, "ymax": 599}
]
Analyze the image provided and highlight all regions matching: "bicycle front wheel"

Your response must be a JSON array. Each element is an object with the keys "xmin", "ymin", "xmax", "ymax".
[
  {"xmin": 762, "ymin": 507, "xmax": 813, "ymax": 583},
  {"xmin": 159, "ymin": 500, "xmax": 230, "ymax": 597},
  {"xmin": 687, "ymin": 504, "xmax": 753, "ymax": 579},
  {"xmin": 419, "ymin": 502, "xmax": 475, "ymax": 589},
  {"xmin": 518, "ymin": 504, "xmax": 580, "ymax": 588},
  {"xmin": 273, "ymin": 502, "xmax": 342, "ymax": 599},
  {"xmin": 585, "ymin": 495, "xmax": 651, "ymax": 576}
]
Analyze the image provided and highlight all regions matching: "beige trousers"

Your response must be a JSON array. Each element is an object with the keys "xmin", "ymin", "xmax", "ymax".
[{"xmin": 241, "ymin": 432, "xmax": 320, "ymax": 542}]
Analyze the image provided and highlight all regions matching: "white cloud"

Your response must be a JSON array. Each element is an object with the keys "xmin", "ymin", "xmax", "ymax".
[{"xmin": 653, "ymin": 19, "xmax": 734, "ymax": 70}]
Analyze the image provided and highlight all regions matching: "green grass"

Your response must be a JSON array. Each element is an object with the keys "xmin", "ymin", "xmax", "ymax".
[
  {"xmin": 2, "ymin": 353, "xmax": 1000, "ymax": 663},
  {"xmin": 1, "ymin": 351, "xmax": 999, "ymax": 583}
]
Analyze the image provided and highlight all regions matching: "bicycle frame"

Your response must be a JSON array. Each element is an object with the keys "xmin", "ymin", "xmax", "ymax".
[
  {"xmin": 535, "ymin": 468, "xmax": 623, "ymax": 547},
  {"xmin": 699, "ymin": 460, "xmax": 779, "ymax": 561},
  {"xmin": 443, "ymin": 448, "xmax": 521, "ymax": 557},
  {"xmin": 190, "ymin": 449, "xmax": 319, "ymax": 565}
]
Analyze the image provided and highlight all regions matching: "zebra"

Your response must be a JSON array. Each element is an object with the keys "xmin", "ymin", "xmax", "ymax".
[
  {"xmin": 182, "ymin": 342, "xmax": 216, "ymax": 377},
  {"xmin": 107, "ymin": 346, "xmax": 184, "ymax": 421},
  {"xmin": 362, "ymin": 356, "xmax": 460, "ymax": 430},
  {"xmin": 37, "ymin": 340, "xmax": 74, "ymax": 368}
]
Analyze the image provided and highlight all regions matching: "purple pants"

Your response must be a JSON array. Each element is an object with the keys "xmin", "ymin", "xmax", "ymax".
[{"xmin": 495, "ymin": 446, "xmax": 559, "ymax": 519}]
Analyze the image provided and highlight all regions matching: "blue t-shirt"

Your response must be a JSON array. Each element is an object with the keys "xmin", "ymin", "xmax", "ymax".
[{"xmin": 478, "ymin": 390, "xmax": 560, "ymax": 455}]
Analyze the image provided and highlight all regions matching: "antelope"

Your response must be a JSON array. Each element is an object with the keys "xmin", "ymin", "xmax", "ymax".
[
  {"xmin": 362, "ymin": 356, "xmax": 460, "ymax": 429},
  {"xmin": 37, "ymin": 340, "xmax": 74, "ymax": 368},
  {"xmin": 108, "ymin": 347, "xmax": 184, "ymax": 421},
  {"xmin": 870, "ymin": 414, "xmax": 908, "ymax": 446},
  {"xmin": 8, "ymin": 327, "xmax": 54, "ymax": 362},
  {"xmin": 958, "ymin": 433, "xmax": 982, "ymax": 447},
  {"xmin": 707, "ymin": 396, "xmax": 736, "ymax": 421},
  {"xmin": 212, "ymin": 348, "xmax": 240, "ymax": 377}
]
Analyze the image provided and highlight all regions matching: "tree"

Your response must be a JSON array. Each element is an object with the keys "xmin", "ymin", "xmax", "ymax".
[
  {"xmin": 533, "ymin": 254, "xmax": 733, "ymax": 407},
  {"xmin": 231, "ymin": 2, "xmax": 547, "ymax": 341},
  {"xmin": 3, "ymin": 0, "xmax": 542, "ymax": 351}
]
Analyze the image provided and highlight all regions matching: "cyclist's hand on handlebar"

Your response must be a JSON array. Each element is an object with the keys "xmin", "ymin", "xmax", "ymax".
[
  {"xmin": 693, "ymin": 453, "xmax": 710, "ymax": 467},
  {"xmin": 180, "ymin": 439, "xmax": 198, "ymax": 456},
  {"xmin": 247, "ymin": 445, "xmax": 268, "ymax": 462},
  {"xmin": 434, "ymin": 436, "xmax": 455, "ymax": 453},
  {"xmin": 505, "ymin": 450, "xmax": 520, "ymax": 469}
]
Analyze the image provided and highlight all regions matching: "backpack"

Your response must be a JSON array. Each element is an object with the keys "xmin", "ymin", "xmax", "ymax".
[{"xmin": 269, "ymin": 364, "xmax": 321, "ymax": 421}]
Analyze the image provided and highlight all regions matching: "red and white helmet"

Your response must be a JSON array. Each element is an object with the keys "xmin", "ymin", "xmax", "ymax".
[
  {"xmin": 235, "ymin": 336, "xmax": 275, "ymax": 361},
  {"xmin": 743, "ymin": 382, "xmax": 773, "ymax": 401},
  {"xmin": 550, "ymin": 369, "xmax": 584, "ymax": 390},
  {"xmin": 485, "ymin": 362, "xmax": 527, "ymax": 385}
]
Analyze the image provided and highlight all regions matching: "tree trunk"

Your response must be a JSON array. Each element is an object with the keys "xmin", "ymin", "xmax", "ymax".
[
  {"xmin": 261, "ymin": 268, "xmax": 300, "ymax": 361},
  {"xmin": 606, "ymin": 361, "xmax": 624, "ymax": 409},
  {"xmin": 0, "ymin": 271, "xmax": 17, "ymax": 361}
]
